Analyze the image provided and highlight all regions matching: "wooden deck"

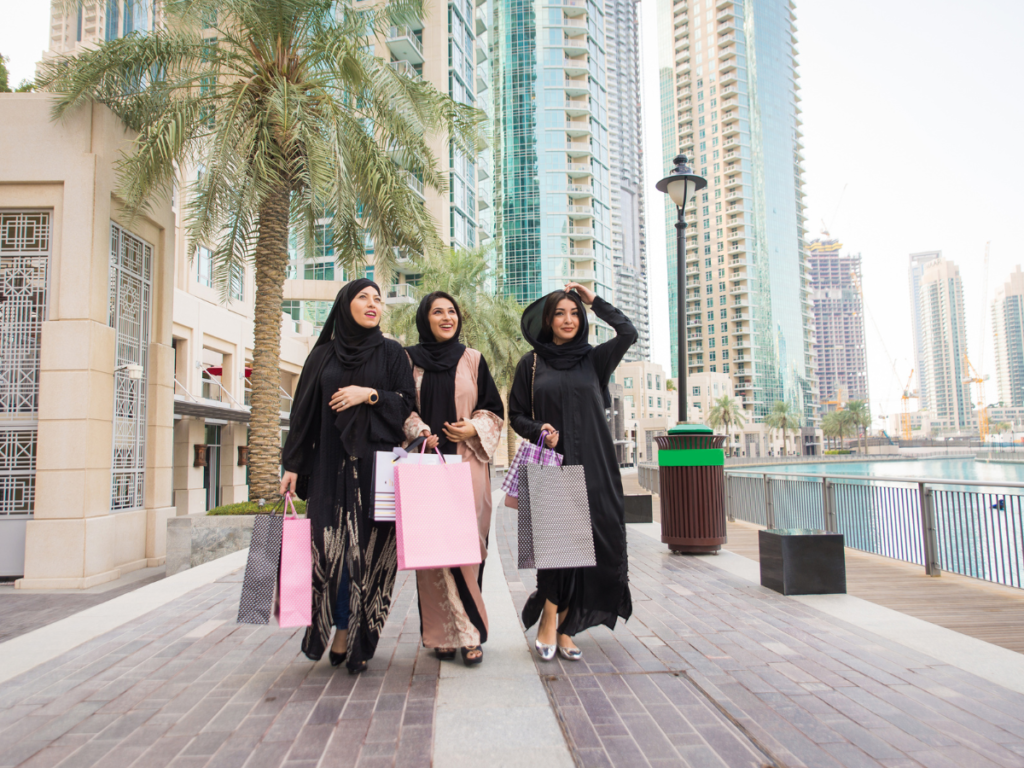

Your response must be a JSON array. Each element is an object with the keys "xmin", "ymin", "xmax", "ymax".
[{"xmin": 621, "ymin": 472, "xmax": 1024, "ymax": 655}]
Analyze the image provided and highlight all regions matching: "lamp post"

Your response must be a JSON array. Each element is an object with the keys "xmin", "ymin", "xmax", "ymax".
[{"xmin": 656, "ymin": 155, "xmax": 707, "ymax": 423}]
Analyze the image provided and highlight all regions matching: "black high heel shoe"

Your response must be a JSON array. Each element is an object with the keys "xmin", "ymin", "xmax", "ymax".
[{"xmin": 329, "ymin": 651, "xmax": 347, "ymax": 667}]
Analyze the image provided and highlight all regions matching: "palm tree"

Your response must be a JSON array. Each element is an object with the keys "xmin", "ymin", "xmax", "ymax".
[
  {"xmin": 845, "ymin": 400, "xmax": 871, "ymax": 454},
  {"xmin": 385, "ymin": 247, "xmax": 528, "ymax": 464},
  {"xmin": 40, "ymin": 0, "xmax": 483, "ymax": 499},
  {"xmin": 822, "ymin": 410, "xmax": 855, "ymax": 452},
  {"xmin": 707, "ymin": 395, "xmax": 746, "ymax": 457},
  {"xmin": 765, "ymin": 400, "xmax": 800, "ymax": 457}
]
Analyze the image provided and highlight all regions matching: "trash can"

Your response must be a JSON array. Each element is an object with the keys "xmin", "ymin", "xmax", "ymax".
[{"xmin": 655, "ymin": 425, "xmax": 727, "ymax": 554}]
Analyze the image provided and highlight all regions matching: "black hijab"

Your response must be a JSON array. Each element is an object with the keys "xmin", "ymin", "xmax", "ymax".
[
  {"xmin": 314, "ymin": 278, "xmax": 386, "ymax": 369},
  {"xmin": 406, "ymin": 292, "xmax": 466, "ymax": 454},
  {"xmin": 522, "ymin": 289, "xmax": 610, "ymax": 407},
  {"xmin": 312, "ymin": 278, "xmax": 386, "ymax": 455}
]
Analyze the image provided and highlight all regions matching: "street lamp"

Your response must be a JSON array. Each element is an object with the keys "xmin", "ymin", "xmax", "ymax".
[{"xmin": 656, "ymin": 155, "xmax": 707, "ymax": 423}]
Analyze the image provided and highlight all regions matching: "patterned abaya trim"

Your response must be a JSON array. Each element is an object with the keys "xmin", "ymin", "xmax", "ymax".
[
  {"xmin": 436, "ymin": 569, "xmax": 481, "ymax": 648},
  {"xmin": 466, "ymin": 409, "xmax": 503, "ymax": 463}
]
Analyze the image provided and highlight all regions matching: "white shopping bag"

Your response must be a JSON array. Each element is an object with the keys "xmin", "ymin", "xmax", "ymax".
[{"xmin": 373, "ymin": 447, "xmax": 462, "ymax": 521}]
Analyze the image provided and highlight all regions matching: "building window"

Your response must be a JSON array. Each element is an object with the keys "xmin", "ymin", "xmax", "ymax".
[
  {"xmin": 198, "ymin": 246, "xmax": 213, "ymax": 287},
  {"xmin": 656, "ymin": 375, "xmax": 661, "ymax": 390},
  {"xmin": 647, "ymin": 373, "xmax": 652, "ymax": 389},
  {"xmin": 623, "ymin": 377, "xmax": 633, "ymax": 388},
  {"xmin": 692, "ymin": 386, "xmax": 700, "ymax": 395},
  {"xmin": 648, "ymin": 397, "xmax": 653, "ymax": 407}
]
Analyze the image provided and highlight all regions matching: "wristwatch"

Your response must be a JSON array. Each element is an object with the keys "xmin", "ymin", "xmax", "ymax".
[{"xmin": 368, "ymin": 389, "xmax": 379, "ymax": 405}]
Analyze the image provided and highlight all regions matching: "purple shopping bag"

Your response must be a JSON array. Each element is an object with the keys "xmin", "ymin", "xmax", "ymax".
[
  {"xmin": 276, "ymin": 493, "xmax": 312, "ymax": 628},
  {"xmin": 500, "ymin": 431, "xmax": 563, "ymax": 505}
]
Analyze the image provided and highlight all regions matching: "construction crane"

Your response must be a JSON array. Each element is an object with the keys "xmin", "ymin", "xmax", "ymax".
[
  {"xmin": 824, "ymin": 385, "xmax": 845, "ymax": 412},
  {"xmin": 901, "ymin": 369, "xmax": 916, "ymax": 441},
  {"xmin": 964, "ymin": 356, "xmax": 989, "ymax": 441}
]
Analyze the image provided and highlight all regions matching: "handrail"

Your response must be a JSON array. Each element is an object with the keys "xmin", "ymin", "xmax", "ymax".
[
  {"xmin": 724, "ymin": 468, "xmax": 1024, "ymax": 490},
  {"xmin": 202, "ymin": 370, "xmax": 245, "ymax": 408},
  {"xmin": 173, "ymin": 377, "xmax": 199, "ymax": 402}
]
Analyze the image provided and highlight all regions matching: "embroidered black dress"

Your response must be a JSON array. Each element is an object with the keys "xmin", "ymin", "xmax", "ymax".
[
  {"xmin": 508, "ymin": 295, "xmax": 638, "ymax": 636},
  {"xmin": 282, "ymin": 314, "xmax": 414, "ymax": 671}
]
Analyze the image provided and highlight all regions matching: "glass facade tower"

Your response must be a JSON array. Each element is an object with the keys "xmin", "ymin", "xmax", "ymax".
[
  {"xmin": 657, "ymin": 0, "xmax": 813, "ymax": 423},
  {"xmin": 494, "ymin": 0, "xmax": 615, "ymax": 342}
]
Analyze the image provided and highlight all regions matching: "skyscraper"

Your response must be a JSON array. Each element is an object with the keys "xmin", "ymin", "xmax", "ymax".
[
  {"xmin": 656, "ymin": 0, "xmax": 814, "ymax": 424},
  {"xmin": 606, "ymin": 0, "xmax": 650, "ymax": 360},
  {"xmin": 908, "ymin": 250, "xmax": 942, "ymax": 410},
  {"xmin": 494, "ymin": 0, "xmax": 629, "ymax": 345},
  {"xmin": 992, "ymin": 266, "xmax": 1024, "ymax": 408},
  {"xmin": 919, "ymin": 259, "xmax": 970, "ymax": 430},
  {"xmin": 808, "ymin": 238, "xmax": 868, "ymax": 411}
]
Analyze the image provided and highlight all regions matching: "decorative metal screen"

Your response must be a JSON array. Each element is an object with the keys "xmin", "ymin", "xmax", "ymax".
[
  {"xmin": 0, "ymin": 211, "xmax": 50, "ymax": 516},
  {"xmin": 109, "ymin": 223, "xmax": 152, "ymax": 511}
]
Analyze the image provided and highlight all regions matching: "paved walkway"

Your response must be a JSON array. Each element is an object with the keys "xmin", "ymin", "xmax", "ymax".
[{"xmin": 6, "ymin": 482, "xmax": 1024, "ymax": 766}]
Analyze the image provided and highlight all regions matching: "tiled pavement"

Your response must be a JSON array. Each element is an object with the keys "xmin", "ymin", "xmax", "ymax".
[
  {"xmin": 0, "ymin": 569, "xmax": 436, "ymax": 768},
  {"xmin": 497, "ymin": 503, "xmax": 1024, "ymax": 768}
]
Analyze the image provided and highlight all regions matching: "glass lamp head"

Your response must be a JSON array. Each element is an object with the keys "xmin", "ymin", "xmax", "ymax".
[{"xmin": 656, "ymin": 154, "xmax": 708, "ymax": 209}]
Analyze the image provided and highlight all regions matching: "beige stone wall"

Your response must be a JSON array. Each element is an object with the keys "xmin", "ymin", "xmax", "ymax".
[{"xmin": 0, "ymin": 94, "xmax": 176, "ymax": 588}]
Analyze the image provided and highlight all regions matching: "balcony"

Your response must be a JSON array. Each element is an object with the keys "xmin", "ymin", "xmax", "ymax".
[
  {"xmin": 568, "ymin": 248, "xmax": 594, "ymax": 258},
  {"xmin": 563, "ymin": 98, "xmax": 591, "ymax": 116},
  {"xmin": 385, "ymin": 282, "xmax": 415, "ymax": 305},
  {"xmin": 566, "ymin": 163, "xmax": 592, "ymax": 176},
  {"xmin": 401, "ymin": 171, "xmax": 425, "ymax": 199},
  {"xmin": 550, "ymin": 0, "xmax": 587, "ymax": 15},
  {"xmin": 562, "ymin": 36, "xmax": 588, "ymax": 55},
  {"xmin": 388, "ymin": 60, "xmax": 421, "ymax": 80},
  {"xmin": 386, "ymin": 27, "xmax": 424, "ymax": 65},
  {"xmin": 569, "ymin": 269, "xmax": 596, "ymax": 281},
  {"xmin": 567, "ymin": 184, "xmax": 593, "ymax": 198},
  {"xmin": 563, "ymin": 56, "xmax": 590, "ymax": 75},
  {"xmin": 560, "ymin": 76, "xmax": 590, "ymax": 96},
  {"xmin": 565, "ymin": 140, "xmax": 592, "ymax": 156},
  {"xmin": 562, "ymin": 17, "xmax": 588, "ymax": 32},
  {"xmin": 564, "ymin": 119, "xmax": 592, "ymax": 136},
  {"xmin": 567, "ymin": 205, "xmax": 594, "ymax": 217}
]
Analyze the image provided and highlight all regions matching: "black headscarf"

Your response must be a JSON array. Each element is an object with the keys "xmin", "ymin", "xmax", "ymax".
[
  {"xmin": 406, "ymin": 292, "xmax": 466, "ymax": 454},
  {"xmin": 314, "ymin": 278, "xmax": 386, "ymax": 369},
  {"xmin": 311, "ymin": 278, "xmax": 386, "ymax": 455},
  {"xmin": 522, "ymin": 290, "xmax": 610, "ymax": 407}
]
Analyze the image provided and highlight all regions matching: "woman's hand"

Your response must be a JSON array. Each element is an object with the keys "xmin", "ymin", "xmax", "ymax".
[
  {"xmin": 280, "ymin": 471, "xmax": 298, "ymax": 497},
  {"xmin": 330, "ymin": 385, "xmax": 374, "ymax": 412},
  {"xmin": 564, "ymin": 282, "xmax": 596, "ymax": 306},
  {"xmin": 540, "ymin": 424, "xmax": 559, "ymax": 449},
  {"xmin": 443, "ymin": 420, "xmax": 477, "ymax": 443},
  {"xmin": 420, "ymin": 429, "xmax": 440, "ymax": 451}
]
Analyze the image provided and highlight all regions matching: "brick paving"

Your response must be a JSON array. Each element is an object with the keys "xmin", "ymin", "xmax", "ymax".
[
  {"xmin": 0, "ymin": 569, "xmax": 435, "ymax": 768},
  {"xmin": 0, "ymin": 571, "xmax": 167, "ymax": 645},
  {"xmin": 497, "ymin": 502, "xmax": 1024, "ymax": 768}
]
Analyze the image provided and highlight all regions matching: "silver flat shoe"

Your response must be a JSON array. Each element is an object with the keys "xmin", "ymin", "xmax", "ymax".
[
  {"xmin": 558, "ymin": 644, "xmax": 583, "ymax": 661},
  {"xmin": 535, "ymin": 639, "xmax": 557, "ymax": 661}
]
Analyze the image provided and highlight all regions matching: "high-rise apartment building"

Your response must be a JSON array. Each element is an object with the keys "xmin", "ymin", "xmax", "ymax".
[
  {"xmin": 992, "ymin": 266, "xmax": 1024, "ymax": 408},
  {"xmin": 494, "ymin": 0, "xmax": 645, "ymax": 346},
  {"xmin": 908, "ymin": 250, "xmax": 942, "ymax": 410},
  {"xmin": 919, "ymin": 258, "xmax": 970, "ymax": 430},
  {"xmin": 606, "ymin": 0, "xmax": 650, "ymax": 360},
  {"xmin": 808, "ymin": 238, "xmax": 868, "ymax": 411},
  {"xmin": 656, "ymin": 0, "xmax": 814, "ymax": 424}
]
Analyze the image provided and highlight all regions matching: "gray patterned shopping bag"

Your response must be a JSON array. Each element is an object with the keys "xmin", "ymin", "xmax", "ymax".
[
  {"xmin": 520, "ymin": 463, "xmax": 596, "ymax": 570},
  {"xmin": 517, "ymin": 468, "xmax": 536, "ymax": 569},
  {"xmin": 236, "ymin": 511, "xmax": 284, "ymax": 624}
]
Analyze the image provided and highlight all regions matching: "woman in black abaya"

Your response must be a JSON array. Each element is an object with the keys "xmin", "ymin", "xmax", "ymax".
[
  {"xmin": 508, "ymin": 282, "xmax": 637, "ymax": 660},
  {"xmin": 281, "ymin": 279, "xmax": 414, "ymax": 674}
]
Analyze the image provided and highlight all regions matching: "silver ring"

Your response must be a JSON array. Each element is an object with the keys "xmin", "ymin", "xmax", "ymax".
[{"xmin": 341, "ymin": 400, "xmax": 347, "ymax": 407}]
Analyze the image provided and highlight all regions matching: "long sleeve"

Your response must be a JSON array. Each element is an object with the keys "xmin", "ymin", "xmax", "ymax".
[
  {"xmin": 402, "ymin": 363, "xmax": 429, "ymax": 442},
  {"xmin": 369, "ymin": 343, "xmax": 416, "ymax": 446},
  {"xmin": 281, "ymin": 345, "xmax": 329, "ymax": 474},
  {"xmin": 588, "ymin": 296, "xmax": 638, "ymax": 385},
  {"xmin": 464, "ymin": 354, "xmax": 505, "ymax": 462},
  {"xmin": 509, "ymin": 353, "xmax": 544, "ymax": 443}
]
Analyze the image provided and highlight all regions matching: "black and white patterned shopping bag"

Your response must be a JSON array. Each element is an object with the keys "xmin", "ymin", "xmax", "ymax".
[
  {"xmin": 521, "ymin": 463, "xmax": 596, "ymax": 570},
  {"xmin": 517, "ymin": 468, "xmax": 536, "ymax": 569},
  {"xmin": 236, "ymin": 512, "xmax": 284, "ymax": 624}
]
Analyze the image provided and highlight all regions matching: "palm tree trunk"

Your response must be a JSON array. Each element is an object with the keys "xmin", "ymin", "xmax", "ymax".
[{"xmin": 248, "ymin": 188, "xmax": 291, "ymax": 501}]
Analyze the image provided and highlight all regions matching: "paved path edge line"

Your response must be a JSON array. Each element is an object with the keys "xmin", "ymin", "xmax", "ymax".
[
  {"xmin": 627, "ymin": 521, "xmax": 1024, "ymax": 696},
  {"xmin": 0, "ymin": 548, "xmax": 250, "ymax": 686}
]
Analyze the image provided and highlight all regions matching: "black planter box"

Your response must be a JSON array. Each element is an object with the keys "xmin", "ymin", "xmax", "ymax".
[
  {"xmin": 623, "ymin": 494, "xmax": 653, "ymax": 524},
  {"xmin": 759, "ymin": 528, "xmax": 846, "ymax": 596}
]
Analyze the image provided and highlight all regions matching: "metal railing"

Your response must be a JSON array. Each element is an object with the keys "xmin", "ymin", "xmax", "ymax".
[{"xmin": 639, "ymin": 460, "xmax": 1024, "ymax": 588}]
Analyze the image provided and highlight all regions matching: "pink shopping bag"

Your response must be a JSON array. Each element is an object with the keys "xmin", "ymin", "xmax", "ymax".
[
  {"xmin": 276, "ymin": 493, "xmax": 312, "ymax": 628},
  {"xmin": 394, "ymin": 447, "xmax": 481, "ymax": 570}
]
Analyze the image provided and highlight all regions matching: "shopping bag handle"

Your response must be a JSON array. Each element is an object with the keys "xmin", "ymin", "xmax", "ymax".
[
  {"xmin": 419, "ymin": 440, "xmax": 448, "ymax": 464},
  {"xmin": 282, "ymin": 491, "xmax": 299, "ymax": 519}
]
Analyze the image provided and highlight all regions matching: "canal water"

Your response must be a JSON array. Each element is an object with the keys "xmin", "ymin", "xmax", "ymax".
[{"xmin": 767, "ymin": 457, "xmax": 1024, "ymax": 486}]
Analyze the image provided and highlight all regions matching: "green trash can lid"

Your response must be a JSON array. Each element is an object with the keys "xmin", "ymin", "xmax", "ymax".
[{"xmin": 667, "ymin": 424, "xmax": 713, "ymax": 435}]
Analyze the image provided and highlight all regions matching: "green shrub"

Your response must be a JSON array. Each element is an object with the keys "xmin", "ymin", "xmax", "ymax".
[
  {"xmin": 207, "ymin": 499, "xmax": 307, "ymax": 516},
  {"xmin": 823, "ymin": 449, "xmax": 852, "ymax": 455}
]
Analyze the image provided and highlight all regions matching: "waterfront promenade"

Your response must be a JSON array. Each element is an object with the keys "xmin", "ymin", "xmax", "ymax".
[{"xmin": 4, "ymin": 487, "xmax": 1024, "ymax": 766}]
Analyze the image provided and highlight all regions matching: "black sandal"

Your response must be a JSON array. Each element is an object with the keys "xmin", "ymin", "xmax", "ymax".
[
  {"xmin": 461, "ymin": 646, "xmax": 483, "ymax": 666},
  {"xmin": 434, "ymin": 648, "xmax": 457, "ymax": 661},
  {"xmin": 329, "ymin": 651, "xmax": 347, "ymax": 667},
  {"xmin": 348, "ymin": 659, "xmax": 367, "ymax": 675}
]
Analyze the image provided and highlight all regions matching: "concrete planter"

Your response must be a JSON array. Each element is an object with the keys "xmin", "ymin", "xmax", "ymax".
[{"xmin": 166, "ymin": 515, "xmax": 256, "ymax": 576}]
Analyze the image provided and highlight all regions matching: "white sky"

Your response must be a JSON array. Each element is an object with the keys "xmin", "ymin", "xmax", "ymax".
[{"xmin": 4, "ymin": 0, "xmax": 1023, "ymax": 427}]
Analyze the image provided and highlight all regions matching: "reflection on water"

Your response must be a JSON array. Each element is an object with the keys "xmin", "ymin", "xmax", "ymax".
[{"xmin": 766, "ymin": 458, "xmax": 1024, "ymax": 488}]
